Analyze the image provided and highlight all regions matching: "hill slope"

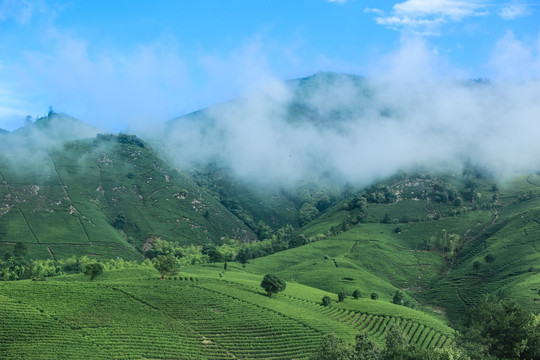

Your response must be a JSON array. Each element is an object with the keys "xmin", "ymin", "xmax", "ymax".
[
  {"xmin": 0, "ymin": 128, "xmax": 256, "ymax": 261},
  {"xmin": 250, "ymin": 170, "xmax": 540, "ymax": 327},
  {"xmin": 0, "ymin": 266, "xmax": 454, "ymax": 359}
]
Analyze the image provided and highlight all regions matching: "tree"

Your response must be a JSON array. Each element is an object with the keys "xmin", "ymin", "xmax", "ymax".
[
  {"xmin": 223, "ymin": 262, "xmax": 228, "ymax": 271},
  {"xmin": 260, "ymin": 274, "xmax": 286, "ymax": 297},
  {"xmin": 153, "ymin": 255, "xmax": 178, "ymax": 280},
  {"xmin": 355, "ymin": 333, "xmax": 381, "ymax": 360},
  {"xmin": 310, "ymin": 334, "xmax": 354, "ymax": 360},
  {"xmin": 461, "ymin": 296, "xmax": 540, "ymax": 360},
  {"xmin": 112, "ymin": 212, "xmax": 127, "ymax": 230},
  {"xmin": 352, "ymin": 289, "xmax": 361, "ymax": 299},
  {"xmin": 84, "ymin": 262, "xmax": 104, "ymax": 281},
  {"xmin": 392, "ymin": 290, "xmax": 405, "ymax": 305},
  {"xmin": 370, "ymin": 292, "xmax": 379, "ymax": 300},
  {"xmin": 338, "ymin": 291, "xmax": 346, "ymax": 302},
  {"xmin": 208, "ymin": 249, "xmax": 223, "ymax": 264},
  {"xmin": 299, "ymin": 203, "xmax": 320, "ymax": 226},
  {"xmin": 383, "ymin": 325, "xmax": 409, "ymax": 360},
  {"xmin": 236, "ymin": 248, "xmax": 251, "ymax": 266},
  {"xmin": 322, "ymin": 295, "xmax": 332, "ymax": 307}
]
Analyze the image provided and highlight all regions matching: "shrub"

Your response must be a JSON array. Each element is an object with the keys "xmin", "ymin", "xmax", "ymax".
[
  {"xmin": 370, "ymin": 292, "xmax": 379, "ymax": 300},
  {"xmin": 338, "ymin": 291, "xmax": 346, "ymax": 302},
  {"xmin": 84, "ymin": 263, "xmax": 104, "ymax": 281},
  {"xmin": 322, "ymin": 295, "xmax": 332, "ymax": 307},
  {"xmin": 352, "ymin": 290, "xmax": 361, "ymax": 299}
]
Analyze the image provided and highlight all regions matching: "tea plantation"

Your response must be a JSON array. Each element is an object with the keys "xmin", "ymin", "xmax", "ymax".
[{"xmin": 0, "ymin": 266, "xmax": 455, "ymax": 359}]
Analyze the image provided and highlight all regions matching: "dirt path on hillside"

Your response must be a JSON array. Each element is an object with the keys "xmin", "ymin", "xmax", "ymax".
[{"xmin": 47, "ymin": 245, "xmax": 56, "ymax": 261}]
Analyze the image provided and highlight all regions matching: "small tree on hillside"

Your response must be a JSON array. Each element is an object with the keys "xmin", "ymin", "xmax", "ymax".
[
  {"xmin": 84, "ymin": 262, "xmax": 104, "ymax": 281},
  {"xmin": 153, "ymin": 255, "xmax": 178, "ymax": 280},
  {"xmin": 322, "ymin": 295, "xmax": 332, "ymax": 307},
  {"xmin": 393, "ymin": 290, "xmax": 405, "ymax": 305},
  {"xmin": 260, "ymin": 274, "xmax": 286, "ymax": 297},
  {"xmin": 338, "ymin": 291, "xmax": 346, "ymax": 302},
  {"xmin": 352, "ymin": 289, "xmax": 361, "ymax": 299}
]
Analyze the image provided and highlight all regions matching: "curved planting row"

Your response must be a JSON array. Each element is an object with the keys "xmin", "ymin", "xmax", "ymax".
[
  {"xmin": 0, "ymin": 294, "xmax": 106, "ymax": 359},
  {"xmin": 117, "ymin": 282, "xmax": 323, "ymax": 359},
  {"xmin": 0, "ymin": 281, "xmax": 232, "ymax": 359},
  {"xmin": 284, "ymin": 295, "xmax": 452, "ymax": 349}
]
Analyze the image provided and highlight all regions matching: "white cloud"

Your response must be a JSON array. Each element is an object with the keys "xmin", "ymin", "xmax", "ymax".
[
  {"xmin": 154, "ymin": 36, "xmax": 540, "ymax": 186},
  {"xmin": 499, "ymin": 3, "xmax": 532, "ymax": 20},
  {"xmin": 487, "ymin": 31, "xmax": 540, "ymax": 80},
  {"xmin": 373, "ymin": 0, "xmax": 489, "ymax": 34},
  {"xmin": 364, "ymin": 8, "xmax": 385, "ymax": 15},
  {"xmin": 393, "ymin": 0, "xmax": 488, "ymax": 19}
]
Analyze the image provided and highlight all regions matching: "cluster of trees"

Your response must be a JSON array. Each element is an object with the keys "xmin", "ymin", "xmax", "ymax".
[
  {"xmin": 311, "ymin": 297, "xmax": 540, "ymax": 360},
  {"xmin": 310, "ymin": 326, "xmax": 469, "ymax": 360},
  {"xmin": 320, "ymin": 289, "xmax": 368, "ymax": 307},
  {"xmin": 284, "ymin": 185, "xmax": 340, "ymax": 226},
  {"xmin": 0, "ymin": 243, "xmax": 151, "ymax": 281},
  {"xmin": 426, "ymin": 229, "xmax": 463, "ymax": 259},
  {"xmin": 94, "ymin": 133, "xmax": 146, "ymax": 148},
  {"xmin": 431, "ymin": 182, "xmax": 461, "ymax": 205},
  {"xmin": 364, "ymin": 185, "xmax": 397, "ymax": 204},
  {"xmin": 343, "ymin": 194, "xmax": 368, "ymax": 220}
]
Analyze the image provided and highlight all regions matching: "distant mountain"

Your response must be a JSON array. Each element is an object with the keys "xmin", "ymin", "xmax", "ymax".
[{"xmin": 0, "ymin": 128, "xmax": 9, "ymax": 134}]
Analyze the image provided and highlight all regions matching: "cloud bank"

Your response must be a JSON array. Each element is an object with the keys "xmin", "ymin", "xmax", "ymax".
[{"xmin": 152, "ymin": 35, "xmax": 540, "ymax": 187}]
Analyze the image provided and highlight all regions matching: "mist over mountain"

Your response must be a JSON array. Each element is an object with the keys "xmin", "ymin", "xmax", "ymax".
[{"xmin": 151, "ymin": 72, "xmax": 540, "ymax": 188}]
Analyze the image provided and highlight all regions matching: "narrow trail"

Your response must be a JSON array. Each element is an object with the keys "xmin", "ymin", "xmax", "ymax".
[
  {"xmin": 491, "ymin": 208, "xmax": 499, "ymax": 225},
  {"xmin": 47, "ymin": 245, "xmax": 56, "ymax": 261}
]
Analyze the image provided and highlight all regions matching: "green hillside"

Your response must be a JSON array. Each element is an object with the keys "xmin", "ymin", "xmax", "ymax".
[
  {"xmin": 0, "ymin": 125, "xmax": 256, "ymax": 261},
  {"xmin": 246, "ymin": 170, "xmax": 540, "ymax": 328}
]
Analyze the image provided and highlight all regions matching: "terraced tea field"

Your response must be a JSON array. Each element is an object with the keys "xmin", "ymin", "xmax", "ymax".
[{"xmin": 0, "ymin": 268, "xmax": 454, "ymax": 359}]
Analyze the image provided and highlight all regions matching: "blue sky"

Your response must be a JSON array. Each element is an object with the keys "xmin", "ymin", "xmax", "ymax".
[{"xmin": 0, "ymin": 0, "xmax": 538, "ymax": 131}]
